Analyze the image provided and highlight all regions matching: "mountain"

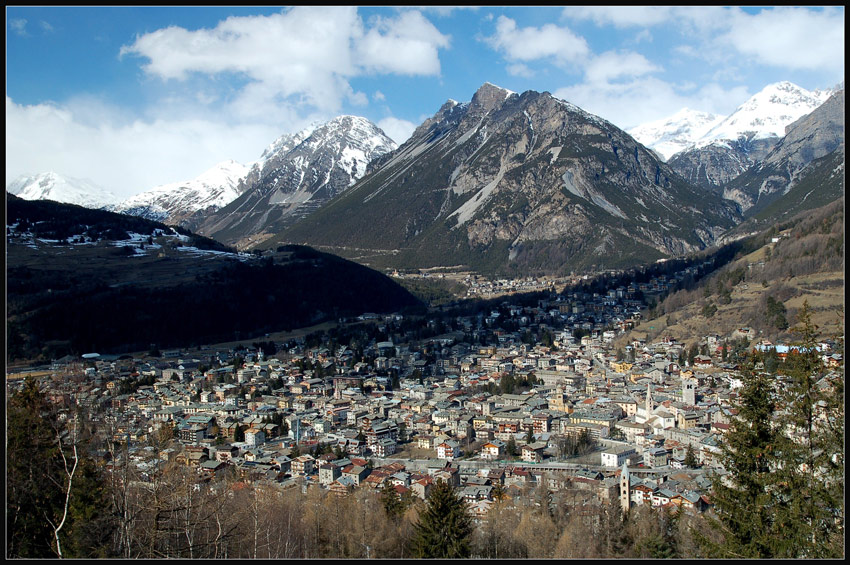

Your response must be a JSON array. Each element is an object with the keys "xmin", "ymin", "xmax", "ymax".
[
  {"xmin": 196, "ymin": 115, "xmax": 397, "ymax": 248},
  {"xmin": 6, "ymin": 193, "xmax": 421, "ymax": 360},
  {"xmin": 7, "ymin": 172, "xmax": 119, "ymax": 209},
  {"xmin": 112, "ymin": 160, "xmax": 249, "ymax": 227},
  {"xmin": 722, "ymin": 88, "xmax": 844, "ymax": 223},
  {"xmin": 628, "ymin": 108, "xmax": 724, "ymax": 161},
  {"xmin": 269, "ymin": 83, "xmax": 741, "ymax": 276},
  {"xmin": 723, "ymin": 90, "xmax": 844, "ymax": 216},
  {"xmin": 667, "ymin": 82, "xmax": 834, "ymax": 191}
]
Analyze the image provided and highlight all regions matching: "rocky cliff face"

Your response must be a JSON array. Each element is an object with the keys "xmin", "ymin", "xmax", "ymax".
[
  {"xmin": 274, "ymin": 83, "xmax": 740, "ymax": 276},
  {"xmin": 666, "ymin": 82, "xmax": 835, "ymax": 199},
  {"xmin": 724, "ymin": 89, "xmax": 845, "ymax": 215},
  {"xmin": 197, "ymin": 116, "xmax": 396, "ymax": 247},
  {"xmin": 668, "ymin": 136, "xmax": 774, "ymax": 195}
]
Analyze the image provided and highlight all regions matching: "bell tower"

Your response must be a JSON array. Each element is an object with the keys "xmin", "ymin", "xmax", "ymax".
[{"xmin": 620, "ymin": 461, "xmax": 631, "ymax": 512}]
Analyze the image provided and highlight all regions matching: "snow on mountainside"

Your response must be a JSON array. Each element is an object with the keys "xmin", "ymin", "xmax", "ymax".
[
  {"xmin": 113, "ymin": 160, "xmax": 249, "ymax": 223},
  {"xmin": 628, "ymin": 108, "xmax": 724, "ymax": 161},
  {"xmin": 694, "ymin": 81, "xmax": 834, "ymax": 147},
  {"xmin": 7, "ymin": 172, "xmax": 119, "ymax": 208},
  {"xmin": 198, "ymin": 115, "xmax": 397, "ymax": 246},
  {"xmin": 656, "ymin": 82, "xmax": 836, "ymax": 192},
  {"xmin": 629, "ymin": 82, "xmax": 834, "ymax": 161}
]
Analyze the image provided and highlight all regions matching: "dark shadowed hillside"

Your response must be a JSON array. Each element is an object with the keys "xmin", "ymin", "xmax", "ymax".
[{"xmin": 6, "ymin": 194, "xmax": 422, "ymax": 360}]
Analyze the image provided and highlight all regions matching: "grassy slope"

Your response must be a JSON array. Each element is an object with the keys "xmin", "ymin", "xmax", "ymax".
[{"xmin": 616, "ymin": 198, "xmax": 844, "ymax": 348}]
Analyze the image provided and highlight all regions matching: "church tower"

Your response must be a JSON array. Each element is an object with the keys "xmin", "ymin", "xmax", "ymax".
[
  {"xmin": 683, "ymin": 377, "xmax": 696, "ymax": 405},
  {"xmin": 620, "ymin": 461, "xmax": 631, "ymax": 512}
]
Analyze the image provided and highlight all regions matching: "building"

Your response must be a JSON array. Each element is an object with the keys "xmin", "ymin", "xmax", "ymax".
[
  {"xmin": 291, "ymin": 454, "xmax": 316, "ymax": 475},
  {"xmin": 682, "ymin": 378, "xmax": 696, "ymax": 405},
  {"xmin": 601, "ymin": 446, "xmax": 636, "ymax": 468},
  {"xmin": 436, "ymin": 440, "xmax": 461, "ymax": 460},
  {"xmin": 619, "ymin": 462, "xmax": 630, "ymax": 512},
  {"xmin": 521, "ymin": 442, "xmax": 547, "ymax": 463},
  {"xmin": 480, "ymin": 439, "xmax": 505, "ymax": 460},
  {"xmin": 644, "ymin": 447, "xmax": 670, "ymax": 468},
  {"xmin": 319, "ymin": 463, "xmax": 341, "ymax": 486}
]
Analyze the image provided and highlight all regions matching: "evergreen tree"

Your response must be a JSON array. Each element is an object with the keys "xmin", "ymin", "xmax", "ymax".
[
  {"xmin": 7, "ymin": 378, "xmax": 112, "ymax": 558},
  {"xmin": 380, "ymin": 482, "xmax": 405, "ymax": 519},
  {"xmin": 698, "ymin": 359, "xmax": 782, "ymax": 558},
  {"xmin": 506, "ymin": 436, "xmax": 518, "ymax": 457},
  {"xmin": 684, "ymin": 444, "xmax": 698, "ymax": 468},
  {"xmin": 769, "ymin": 302, "xmax": 844, "ymax": 557},
  {"xmin": 412, "ymin": 480, "xmax": 473, "ymax": 558},
  {"xmin": 700, "ymin": 304, "xmax": 845, "ymax": 558}
]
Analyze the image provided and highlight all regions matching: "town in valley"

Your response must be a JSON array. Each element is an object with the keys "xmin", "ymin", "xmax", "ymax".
[{"xmin": 9, "ymin": 261, "xmax": 842, "ymax": 526}]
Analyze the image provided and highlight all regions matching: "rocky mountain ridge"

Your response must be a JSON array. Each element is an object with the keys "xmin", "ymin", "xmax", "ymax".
[
  {"xmin": 722, "ymin": 88, "xmax": 845, "ymax": 218},
  {"xmin": 664, "ymin": 82, "xmax": 836, "ymax": 193},
  {"xmin": 272, "ymin": 82, "xmax": 741, "ymax": 276},
  {"xmin": 196, "ymin": 115, "xmax": 397, "ymax": 247}
]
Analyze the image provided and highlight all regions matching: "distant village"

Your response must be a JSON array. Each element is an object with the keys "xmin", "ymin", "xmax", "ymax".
[{"xmin": 9, "ymin": 272, "xmax": 843, "ymax": 519}]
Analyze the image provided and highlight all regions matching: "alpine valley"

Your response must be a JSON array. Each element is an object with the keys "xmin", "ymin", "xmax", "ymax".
[{"xmin": 7, "ymin": 80, "xmax": 844, "ymax": 279}]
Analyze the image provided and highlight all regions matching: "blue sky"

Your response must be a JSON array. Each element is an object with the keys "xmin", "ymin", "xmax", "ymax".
[{"xmin": 6, "ymin": 6, "xmax": 844, "ymax": 200}]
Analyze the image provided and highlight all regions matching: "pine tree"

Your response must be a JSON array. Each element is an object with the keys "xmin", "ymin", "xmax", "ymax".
[
  {"xmin": 506, "ymin": 436, "xmax": 518, "ymax": 457},
  {"xmin": 412, "ymin": 480, "xmax": 473, "ymax": 558},
  {"xmin": 684, "ymin": 444, "xmax": 698, "ymax": 468},
  {"xmin": 698, "ymin": 359, "xmax": 782, "ymax": 558},
  {"xmin": 380, "ymin": 482, "xmax": 405, "ymax": 519},
  {"xmin": 769, "ymin": 302, "xmax": 844, "ymax": 557}
]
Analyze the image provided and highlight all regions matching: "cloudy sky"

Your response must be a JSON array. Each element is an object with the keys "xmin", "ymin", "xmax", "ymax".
[{"xmin": 6, "ymin": 6, "xmax": 844, "ymax": 200}]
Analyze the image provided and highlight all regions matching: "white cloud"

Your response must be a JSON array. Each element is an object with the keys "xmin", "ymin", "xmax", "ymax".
[
  {"xmin": 376, "ymin": 116, "xmax": 417, "ymax": 145},
  {"xmin": 565, "ymin": 6, "xmax": 844, "ymax": 77},
  {"xmin": 553, "ymin": 78, "xmax": 748, "ymax": 130},
  {"xmin": 120, "ymin": 7, "xmax": 450, "ymax": 116},
  {"xmin": 9, "ymin": 18, "xmax": 27, "ymax": 36},
  {"xmin": 634, "ymin": 29, "xmax": 652, "ymax": 44},
  {"xmin": 483, "ymin": 16, "xmax": 589, "ymax": 68},
  {"xmin": 584, "ymin": 51, "xmax": 660, "ymax": 85},
  {"xmin": 506, "ymin": 63, "xmax": 535, "ymax": 78},
  {"xmin": 563, "ymin": 6, "xmax": 674, "ymax": 28},
  {"xmin": 719, "ymin": 7, "xmax": 844, "ymax": 75},
  {"xmin": 355, "ymin": 10, "xmax": 451, "ymax": 76},
  {"xmin": 5, "ymin": 97, "xmax": 284, "ymax": 200}
]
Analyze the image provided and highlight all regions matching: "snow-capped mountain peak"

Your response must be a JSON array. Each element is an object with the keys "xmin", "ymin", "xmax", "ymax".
[
  {"xmin": 7, "ymin": 172, "xmax": 119, "ymax": 208},
  {"xmin": 197, "ymin": 115, "xmax": 398, "ymax": 245},
  {"xmin": 628, "ymin": 108, "xmax": 725, "ymax": 161},
  {"xmin": 695, "ymin": 81, "xmax": 834, "ymax": 146},
  {"xmin": 113, "ymin": 160, "xmax": 249, "ymax": 223},
  {"xmin": 629, "ymin": 81, "xmax": 835, "ymax": 161}
]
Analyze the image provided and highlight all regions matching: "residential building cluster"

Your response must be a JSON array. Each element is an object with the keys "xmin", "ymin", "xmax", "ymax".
[{"xmin": 10, "ymin": 279, "xmax": 841, "ymax": 519}]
